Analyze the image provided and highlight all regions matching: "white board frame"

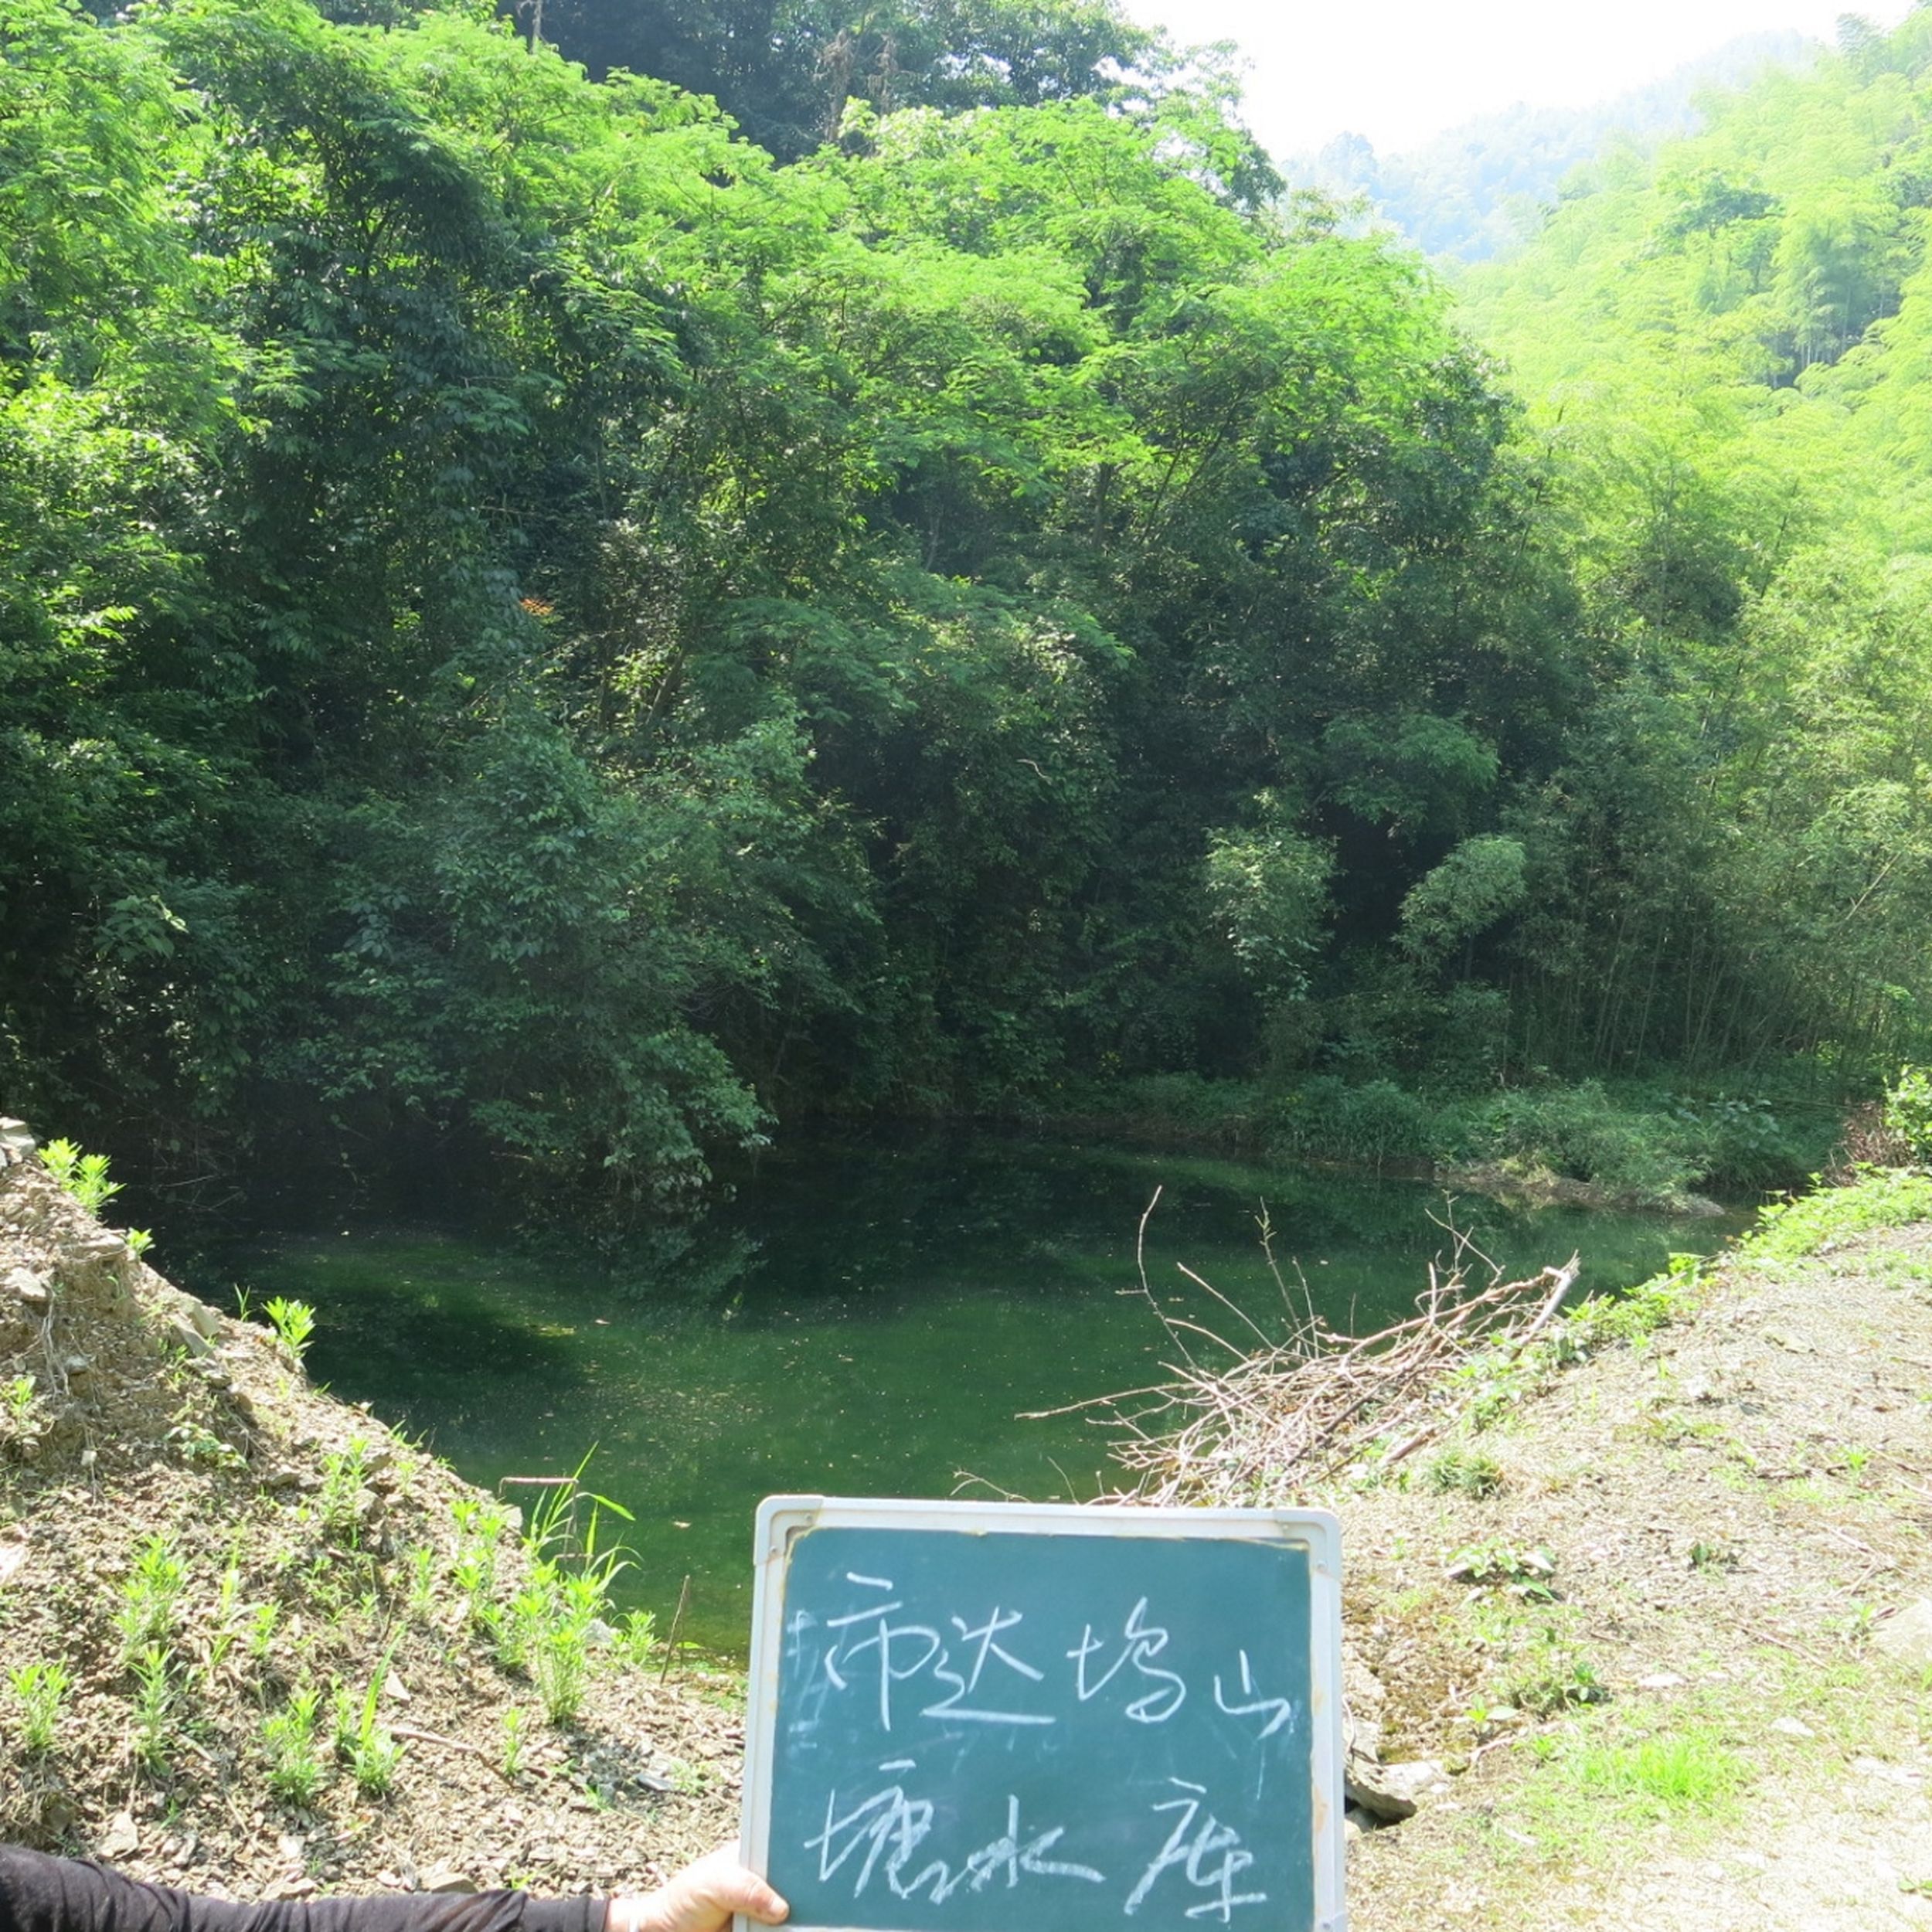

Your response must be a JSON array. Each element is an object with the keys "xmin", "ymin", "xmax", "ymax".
[{"xmin": 737, "ymin": 1494, "xmax": 1346, "ymax": 1932}]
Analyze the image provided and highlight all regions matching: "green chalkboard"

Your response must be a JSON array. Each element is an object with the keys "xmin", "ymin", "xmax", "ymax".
[{"xmin": 739, "ymin": 1498, "xmax": 1345, "ymax": 1932}]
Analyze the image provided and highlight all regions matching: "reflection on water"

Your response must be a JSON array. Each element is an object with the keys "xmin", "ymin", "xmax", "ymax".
[{"xmin": 197, "ymin": 1134, "xmax": 1744, "ymax": 1654}]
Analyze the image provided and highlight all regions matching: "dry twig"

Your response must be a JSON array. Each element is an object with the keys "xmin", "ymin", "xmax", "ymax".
[{"xmin": 1070, "ymin": 1252, "xmax": 1582, "ymax": 1505}]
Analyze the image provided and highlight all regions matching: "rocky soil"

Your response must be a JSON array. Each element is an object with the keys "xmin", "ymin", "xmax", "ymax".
[
  {"xmin": 0, "ymin": 1126, "xmax": 739, "ymax": 1903},
  {"xmin": 1328, "ymin": 1189, "xmax": 1932, "ymax": 1928}
]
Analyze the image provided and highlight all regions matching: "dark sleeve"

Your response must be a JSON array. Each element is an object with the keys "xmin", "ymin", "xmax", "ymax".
[{"xmin": 0, "ymin": 1849, "xmax": 605, "ymax": 1932}]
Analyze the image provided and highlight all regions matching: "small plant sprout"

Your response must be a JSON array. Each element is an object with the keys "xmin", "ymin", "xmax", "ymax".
[
  {"xmin": 332, "ymin": 1662, "xmax": 406, "ymax": 1799},
  {"xmin": 264, "ymin": 1296, "xmax": 316, "ymax": 1363},
  {"xmin": 318, "ymin": 1438, "xmax": 371, "ymax": 1544},
  {"xmin": 451, "ymin": 1496, "xmax": 511, "ymax": 1630},
  {"xmin": 263, "ymin": 1683, "xmax": 325, "ymax": 1806},
  {"xmin": 4, "ymin": 1374, "xmax": 36, "ymax": 1424},
  {"xmin": 500, "ymin": 1705, "xmax": 526, "ymax": 1779},
  {"xmin": 116, "ymin": 1533, "xmax": 188, "ymax": 1664},
  {"xmin": 9, "ymin": 1659, "xmax": 72, "ymax": 1755},
  {"xmin": 1447, "ymin": 1539, "xmax": 1559, "ymax": 1600},
  {"xmin": 247, "ymin": 1599, "xmax": 280, "ymax": 1662},
  {"xmin": 130, "ymin": 1645, "xmax": 174, "ymax": 1774},
  {"xmin": 403, "ymin": 1544, "xmax": 439, "ymax": 1623},
  {"xmin": 614, "ymin": 1607, "xmax": 658, "ymax": 1668},
  {"xmin": 1689, "ymin": 1539, "xmax": 1740, "ymax": 1572},
  {"xmin": 41, "ymin": 1138, "xmax": 121, "ymax": 1215},
  {"xmin": 204, "ymin": 1561, "xmax": 245, "ymax": 1685}
]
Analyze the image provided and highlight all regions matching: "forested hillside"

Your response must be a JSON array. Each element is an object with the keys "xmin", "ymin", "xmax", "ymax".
[
  {"xmin": 3, "ymin": 0, "xmax": 1927, "ymax": 1216},
  {"xmin": 1291, "ymin": 31, "xmax": 1812, "ymax": 261}
]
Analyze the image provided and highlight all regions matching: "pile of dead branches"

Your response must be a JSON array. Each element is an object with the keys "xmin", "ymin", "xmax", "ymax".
[{"xmin": 1060, "ymin": 1192, "xmax": 1580, "ymax": 1507}]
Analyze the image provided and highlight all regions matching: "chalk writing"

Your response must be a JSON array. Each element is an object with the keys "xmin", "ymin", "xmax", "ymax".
[
  {"xmin": 753, "ymin": 1509, "xmax": 1338, "ymax": 1932},
  {"xmin": 1066, "ymin": 1597, "xmax": 1186, "ymax": 1723},
  {"xmin": 806, "ymin": 1776, "xmax": 1106, "ymax": 1903},
  {"xmin": 1123, "ymin": 1781, "xmax": 1267, "ymax": 1923},
  {"xmin": 1212, "ymin": 1650, "xmax": 1299, "ymax": 1740}
]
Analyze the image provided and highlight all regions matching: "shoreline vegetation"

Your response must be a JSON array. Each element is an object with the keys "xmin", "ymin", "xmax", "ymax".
[{"xmin": 1014, "ymin": 1069, "xmax": 1849, "ymax": 1213}]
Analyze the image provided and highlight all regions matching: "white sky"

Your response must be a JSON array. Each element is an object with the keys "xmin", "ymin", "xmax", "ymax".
[{"xmin": 1117, "ymin": 0, "xmax": 1917, "ymax": 158}]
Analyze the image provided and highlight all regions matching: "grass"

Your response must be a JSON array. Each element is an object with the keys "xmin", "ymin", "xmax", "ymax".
[
  {"xmin": 1563, "ymin": 1729, "xmax": 1749, "ymax": 1812},
  {"xmin": 1741, "ymin": 1169, "xmax": 1932, "ymax": 1260}
]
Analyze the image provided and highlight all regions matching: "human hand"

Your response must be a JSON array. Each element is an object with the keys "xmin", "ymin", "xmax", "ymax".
[{"xmin": 604, "ymin": 1848, "xmax": 789, "ymax": 1932}]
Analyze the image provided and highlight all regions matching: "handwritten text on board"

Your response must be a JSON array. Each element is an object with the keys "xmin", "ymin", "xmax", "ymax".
[{"xmin": 762, "ymin": 1526, "xmax": 1321, "ymax": 1932}]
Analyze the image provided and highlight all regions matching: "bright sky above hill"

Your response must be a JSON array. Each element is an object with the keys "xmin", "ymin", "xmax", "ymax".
[{"xmin": 1119, "ymin": 0, "xmax": 1917, "ymax": 158}]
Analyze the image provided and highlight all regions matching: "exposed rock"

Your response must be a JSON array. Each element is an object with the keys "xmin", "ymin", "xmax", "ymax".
[
  {"xmin": 168, "ymin": 1319, "xmax": 216, "ymax": 1359},
  {"xmin": 1342, "ymin": 1641, "xmax": 1388, "ymax": 1770},
  {"xmin": 99, "ymin": 1813, "xmax": 141, "ymax": 1860},
  {"xmin": 1345, "ymin": 1755, "xmax": 1454, "ymax": 1822},
  {"xmin": 1874, "ymin": 1597, "xmax": 1932, "ymax": 1672},
  {"xmin": 418, "ymin": 1865, "xmax": 479, "ymax": 1894},
  {"xmin": 6, "ymin": 1266, "xmax": 47, "ymax": 1308}
]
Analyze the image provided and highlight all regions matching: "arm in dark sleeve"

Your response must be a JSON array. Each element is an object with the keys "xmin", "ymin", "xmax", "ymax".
[{"xmin": 0, "ymin": 1849, "xmax": 604, "ymax": 1932}]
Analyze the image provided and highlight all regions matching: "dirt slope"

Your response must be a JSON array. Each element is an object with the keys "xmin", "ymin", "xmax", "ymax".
[
  {"xmin": 1334, "ymin": 1188, "xmax": 1932, "ymax": 1928},
  {"xmin": 0, "ymin": 1131, "xmax": 740, "ymax": 1899}
]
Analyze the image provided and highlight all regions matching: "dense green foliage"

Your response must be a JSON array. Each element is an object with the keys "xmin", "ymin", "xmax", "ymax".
[
  {"xmin": 1451, "ymin": 6, "xmax": 1932, "ymax": 1117},
  {"xmin": 3, "ymin": 0, "xmax": 1927, "ymax": 1213}
]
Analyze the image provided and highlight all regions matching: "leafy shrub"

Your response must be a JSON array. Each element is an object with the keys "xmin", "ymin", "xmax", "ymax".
[
  {"xmin": 1421, "ymin": 1446, "xmax": 1505, "ymax": 1497},
  {"xmin": 1270, "ymin": 1077, "xmax": 1440, "ymax": 1169},
  {"xmin": 1460, "ymin": 1081, "xmax": 1702, "ymax": 1205},
  {"xmin": 1883, "ymin": 1063, "xmax": 1932, "ymax": 1161}
]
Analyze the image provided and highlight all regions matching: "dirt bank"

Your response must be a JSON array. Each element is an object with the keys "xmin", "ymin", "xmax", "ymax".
[
  {"xmin": 1322, "ymin": 1177, "xmax": 1932, "ymax": 1928},
  {"xmin": 0, "ymin": 1127, "xmax": 740, "ymax": 1900}
]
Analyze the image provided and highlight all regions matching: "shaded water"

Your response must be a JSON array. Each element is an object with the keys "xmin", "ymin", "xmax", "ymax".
[{"xmin": 202, "ymin": 1135, "xmax": 1741, "ymax": 1654}]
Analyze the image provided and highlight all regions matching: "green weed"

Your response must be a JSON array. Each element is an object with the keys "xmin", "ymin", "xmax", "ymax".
[
  {"xmin": 4, "ymin": 1374, "xmax": 36, "ymax": 1425},
  {"xmin": 116, "ymin": 1534, "xmax": 186, "ymax": 1665},
  {"xmin": 42, "ymin": 1138, "xmax": 121, "ymax": 1215},
  {"xmin": 247, "ymin": 1600, "xmax": 280, "ymax": 1662},
  {"xmin": 9, "ymin": 1659, "xmax": 71, "ymax": 1755},
  {"xmin": 1689, "ymin": 1539, "xmax": 1740, "ymax": 1571},
  {"xmin": 1447, "ymin": 1539, "xmax": 1558, "ymax": 1600},
  {"xmin": 167, "ymin": 1409, "xmax": 244, "ymax": 1471},
  {"xmin": 263, "ymin": 1683, "xmax": 325, "ymax": 1805},
  {"xmin": 450, "ymin": 1496, "xmax": 512, "ymax": 1631},
  {"xmin": 332, "ymin": 1661, "xmax": 405, "ymax": 1799},
  {"xmin": 318, "ymin": 1439, "xmax": 369, "ymax": 1545},
  {"xmin": 403, "ymin": 1544, "xmax": 439, "ymax": 1623},
  {"xmin": 129, "ymin": 1645, "xmax": 174, "ymax": 1774},
  {"xmin": 264, "ymin": 1296, "xmax": 316, "ymax": 1362},
  {"xmin": 500, "ymin": 1706, "xmax": 526, "ymax": 1779},
  {"xmin": 1421, "ymin": 1446, "xmax": 1505, "ymax": 1497},
  {"xmin": 614, "ymin": 1607, "xmax": 658, "ymax": 1668}
]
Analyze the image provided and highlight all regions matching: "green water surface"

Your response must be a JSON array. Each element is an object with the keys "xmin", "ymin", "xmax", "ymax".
[{"xmin": 212, "ymin": 1135, "xmax": 1741, "ymax": 1654}]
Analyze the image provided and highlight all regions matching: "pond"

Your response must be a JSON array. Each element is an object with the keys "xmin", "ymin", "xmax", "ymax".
[{"xmin": 189, "ymin": 1134, "xmax": 1744, "ymax": 1655}]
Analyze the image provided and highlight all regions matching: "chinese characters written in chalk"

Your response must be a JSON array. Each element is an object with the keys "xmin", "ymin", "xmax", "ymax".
[{"xmin": 784, "ymin": 1570, "xmax": 1304, "ymax": 1921}]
